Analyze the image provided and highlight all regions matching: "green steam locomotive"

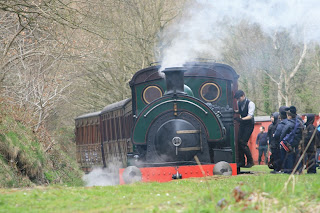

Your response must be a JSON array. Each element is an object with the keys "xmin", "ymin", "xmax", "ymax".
[{"xmin": 75, "ymin": 62, "xmax": 239, "ymax": 183}]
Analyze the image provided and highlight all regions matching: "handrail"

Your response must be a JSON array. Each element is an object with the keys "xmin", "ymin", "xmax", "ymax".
[{"xmin": 144, "ymin": 99, "xmax": 208, "ymax": 117}]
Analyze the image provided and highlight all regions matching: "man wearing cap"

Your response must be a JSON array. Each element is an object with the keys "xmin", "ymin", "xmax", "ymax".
[
  {"xmin": 234, "ymin": 90, "xmax": 255, "ymax": 168},
  {"xmin": 272, "ymin": 106, "xmax": 288, "ymax": 173},
  {"xmin": 279, "ymin": 106, "xmax": 303, "ymax": 174}
]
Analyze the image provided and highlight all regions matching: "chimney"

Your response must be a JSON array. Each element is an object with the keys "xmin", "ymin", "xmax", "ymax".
[{"xmin": 162, "ymin": 67, "xmax": 186, "ymax": 95}]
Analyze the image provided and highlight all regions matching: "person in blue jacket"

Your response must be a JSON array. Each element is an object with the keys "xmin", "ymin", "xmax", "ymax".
[
  {"xmin": 279, "ymin": 106, "xmax": 303, "ymax": 174},
  {"xmin": 272, "ymin": 106, "xmax": 288, "ymax": 173}
]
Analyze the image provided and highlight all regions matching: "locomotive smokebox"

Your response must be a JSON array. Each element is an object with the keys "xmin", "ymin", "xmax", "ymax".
[{"xmin": 162, "ymin": 67, "xmax": 187, "ymax": 95}]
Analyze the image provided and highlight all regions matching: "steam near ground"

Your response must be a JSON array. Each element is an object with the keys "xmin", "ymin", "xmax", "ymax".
[
  {"xmin": 82, "ymin": 155, "xmax": 173, "ymax": 186},
  {"xmin": 159, "ymin": 0, "xmax": 320, "ymax": 70},
  {"xmin": 83, "ymin": 160, "xmax": 122, "ymax": 186},
  {"xmin": 82, "ymin": 167, "xmax": 118, "ymax": 186}
]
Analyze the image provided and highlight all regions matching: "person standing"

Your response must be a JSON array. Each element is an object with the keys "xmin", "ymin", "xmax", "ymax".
[
  {"xmin": 234, "ymin": 90, "xmax": 255, "ymax": 168},
  {"xmin": 303, "ymin": 114, "xmax": 317, "ymax": 174},
  {"xmin": 256, "ymin": 126, "xmax": 269, "ymax": 165},
  {"xmin": 279, "ymin": 106, "xmax": 303, "ymax": 174},
  {"xmin": 272, "ymin": 106, "xmax": 288, "ymax": 173},
  {"xmin": 268, "ymin": 112, "xmax": 280, "ymax": 171}
]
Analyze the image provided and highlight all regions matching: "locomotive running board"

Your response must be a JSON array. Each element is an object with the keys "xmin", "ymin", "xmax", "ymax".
[
  {"xmin": 119, "ymin": 163, "xmax": 237, "ymax": 184},
  {"xmin": 176, "ymin": 130, "xmax": 200, "ymax": 134}
]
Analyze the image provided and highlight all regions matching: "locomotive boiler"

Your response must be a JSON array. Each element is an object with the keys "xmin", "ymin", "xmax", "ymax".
[{"xmin": 75, "ymin": 62, "xmax": 240, "ymax": 184}]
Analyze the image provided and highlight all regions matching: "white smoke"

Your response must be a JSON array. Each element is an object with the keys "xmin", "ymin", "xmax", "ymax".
[
  {"xmin": 82, "ymin": 167, "xmax": 116, "ymax": 186},
  {"xmin": 82, "ymin": 160, "xmax": 123, "ymax": 186},
  {"xmin": 159, "ymin": 0, "xmax": 320, "ymax": 70}
]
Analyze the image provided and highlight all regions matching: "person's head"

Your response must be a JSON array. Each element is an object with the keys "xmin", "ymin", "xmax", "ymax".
[
  {"xmin": 259, "ymin": 126, "xmax": 265, "ymax": 133},
  {"xmin": 234, "ymin": 90, "xmax": 246, "ymax": 102},
  {"xmin": 279, "ymin": 106, "xmax": 288, "ymax": 120},
  {"xmin": 285, "ymin": 106, "xmax": 297, "ymax": 119},
  {"xmin": 304, "ymin": 113, "xmax": 315, "ymax": 126},
  {"xmin": 271, "ymin": 112, "xmax": 279, "ymax": 124},
  {"xmin": 270, "ymin": 114, "xmax": 274, "ymax": 123}
]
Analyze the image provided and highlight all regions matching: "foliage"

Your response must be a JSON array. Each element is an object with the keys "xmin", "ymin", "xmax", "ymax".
[
  {"xmin": 222, "ymin": 22, "xmax": 320, "ymax": 114},
  {"xmin": 0, "ymin": 166, "xmax": 319, "ymax": 212},
  {"xmin": 0, "ymin": 102, "xmax": 83, "ymax": 187},
  {"xmin": 69, "ymin": 0, "xmax": 186, "ymax": 112},
  {"xmin": 262, "ymin": 75, "xmax": 272, "ymax": 115}
]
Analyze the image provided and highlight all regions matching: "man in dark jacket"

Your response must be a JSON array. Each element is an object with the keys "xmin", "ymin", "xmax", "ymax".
[
  {"xmin": 272, "ymin": 106, "xmax": 288, "ymax": 173},
  {"xmin": 234, "ymin": 90, "xmax": 255, "ymax": 168},
  {"xmin": 268, "ymin": 112, "xmax": 279, "ymax": 171},
  {"xmin": 303, "ymin": 114, "xmax": 317, "ymax": 174},
  {"xmin": 279, "ymin": 106, "xmax": 303, "ymax": 174},
  {"xmin": 256, "ymin": 126, "xmax": 269, "ymax": 165}
]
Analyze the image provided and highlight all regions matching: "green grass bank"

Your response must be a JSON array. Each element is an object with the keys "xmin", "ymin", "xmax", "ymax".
[
  {"xmin": 0, "ymin": 166, "xmax": 319, "ymax": 212},
  {"xmin": 0, "ymin": 103, "xmax": 83, "ymax": 188}
]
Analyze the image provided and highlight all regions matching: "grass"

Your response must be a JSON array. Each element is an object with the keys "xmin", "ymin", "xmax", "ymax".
[
  {"xmin": 0, "ymin": 165, "xmax": 319, "ymax": 212},
  {"xmin": 0, "ymin": 115, "xmax": 45, "ymax": 186},
  {"xmin": 0, "ymin": 108, "xmax": 84, "ymax": 187}
]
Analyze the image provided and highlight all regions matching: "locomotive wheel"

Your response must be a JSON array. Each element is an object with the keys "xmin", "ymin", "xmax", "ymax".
[
  {"xmin": 212, "ymin": 161, "xmax": 232, "ymax": 176},
  {"xmin": 122, "ymin": 166, "xmax": 142, "ymax": 184}
]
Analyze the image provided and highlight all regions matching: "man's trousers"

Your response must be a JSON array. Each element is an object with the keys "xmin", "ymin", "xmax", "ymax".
[{"xmin": 238, "ymin": 123, "xmax": 254, "ymax": 166}]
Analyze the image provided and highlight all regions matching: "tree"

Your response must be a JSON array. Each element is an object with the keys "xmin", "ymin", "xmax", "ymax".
[
  {"xmin": 0, "ymin": 1, "xmax": 79, "ymax": 131},
  {"xmin": 69, "ymin": 0, "xmax": 186, "ymax": 112},
  {"xmin": 222, "ymin": 22, "xmax": 279, "ymax": 114},
  {"xmin": 222, "ymin": 22, "xmax": 318, "ymax": 114},
  {"xmin": 261, "ymin": 32, "xmax": 307, "ymax": 107}
]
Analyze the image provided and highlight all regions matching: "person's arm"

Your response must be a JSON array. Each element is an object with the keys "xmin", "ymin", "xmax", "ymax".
[
  {"xmin": 234, "ymin": 101, "xmax": 239, "ymax": 114},
  {"xmin": 256, "ymin": 133, "xmax": 260, "ymax": 149},
  {"xmin": 274, "ymin": 122, "xmax": 283, "ymax": 141},
  {"xmin": 242, "ymin": 101, "xmax": 255, "ymax": 120},
  {"xmin": 280, "ymin": 123, "xmax": 290, "ymax": 142},
  {"xmin": 256, "ymin": 134, "xmax": 260, "ymax": 145}
]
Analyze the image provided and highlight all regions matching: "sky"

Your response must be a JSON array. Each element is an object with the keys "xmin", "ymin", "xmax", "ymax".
[{"xmin": 159, "ymin": 0, "xmax": 320, "ymax": 70}]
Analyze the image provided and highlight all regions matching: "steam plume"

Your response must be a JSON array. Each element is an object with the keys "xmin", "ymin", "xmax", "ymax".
[{"xmin": 159, "ymin": 0, "xmax": 320, "ymax": 70}]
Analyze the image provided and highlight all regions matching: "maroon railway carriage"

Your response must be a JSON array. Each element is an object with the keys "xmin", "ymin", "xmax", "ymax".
[{"xmin": 75, "ymin": 99, "xmax": 133, "ymax": 174}]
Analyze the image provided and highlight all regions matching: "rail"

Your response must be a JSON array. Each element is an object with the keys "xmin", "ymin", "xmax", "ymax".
[{"xmin": 144, "ymin": 99, "xmax": 208, "ymax": 117}]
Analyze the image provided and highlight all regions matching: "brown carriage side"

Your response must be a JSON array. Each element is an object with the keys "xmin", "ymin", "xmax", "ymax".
[
  {"xmin": 75, "ymin": 98, "xmax": 133, "ymax": 173},
  {"xmin": 100, "ymin": 98, "xmax": 133, "ymax": 169},
  {"xmin": 75, "ymin": 111, "xmax": 102, "ymax": 173}
]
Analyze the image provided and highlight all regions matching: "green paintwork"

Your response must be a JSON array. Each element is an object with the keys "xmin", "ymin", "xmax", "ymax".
[
  {"xmin": 134, "ymin": 77, "xmax": 229, "ymax": 115},
  {"xmin": 184, "ymin": 77, "xmax": 229, "ymax": 105},
  {"xmin": 184, "ymin": 85, "xmax": 194, "ymax": 96},
  {"xmin": 134, "ymin": 79, "xmax": 166, "ymax": 115},
  {"xmin": 132, "ymin": 95, "xmax": 224, "ymax": 145}
]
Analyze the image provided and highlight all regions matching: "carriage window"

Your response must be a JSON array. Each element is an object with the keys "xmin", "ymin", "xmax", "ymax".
[
  {"xmin": 142, "ymin": 85, "xmax": 163, "ymax": 104},
  {"xmin": 200, "ymin": 82, "xmax": 221, "ymax": 102}
]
